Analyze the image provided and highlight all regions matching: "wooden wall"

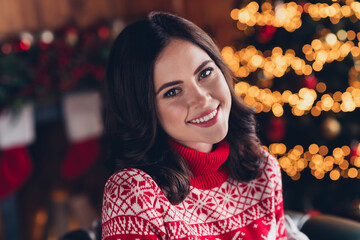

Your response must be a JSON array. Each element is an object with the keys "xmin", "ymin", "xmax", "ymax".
[{"xmin": 0, "ymin": 0, "xmax": 241, "ymax": 47}]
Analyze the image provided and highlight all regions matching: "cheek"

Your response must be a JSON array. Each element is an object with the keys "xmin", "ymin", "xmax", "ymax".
[
  {"xmin": 215, "ymin": 78, "xmax": 232, "ymax": 104},
  {"xmin": 156, "ymin": 101, "xmax": 186, "ymax": 128}
]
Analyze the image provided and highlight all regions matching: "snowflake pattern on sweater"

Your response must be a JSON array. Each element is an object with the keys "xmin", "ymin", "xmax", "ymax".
[{"xmin": 102, "ymin": 151, "xmax": 287, "ymax": 239}]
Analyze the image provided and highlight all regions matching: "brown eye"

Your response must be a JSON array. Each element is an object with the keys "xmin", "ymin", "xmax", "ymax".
[
  {"xmin": 164, "ymin": 88, "xmax": 181, "ymax": 97},
  {"xmin": 199, "ymin": 67, "xmax": 213, "ymax": 80}
]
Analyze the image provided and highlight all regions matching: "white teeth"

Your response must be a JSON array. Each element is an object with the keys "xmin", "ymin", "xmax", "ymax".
[{"xmin": 189, "ymin": 108, "xmax": 217, "ymax": 123}]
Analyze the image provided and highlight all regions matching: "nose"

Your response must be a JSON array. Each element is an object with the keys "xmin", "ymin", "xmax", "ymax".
[{"xmin": 187, "ymin": 84, "xmax": 210, "ymax": 108}]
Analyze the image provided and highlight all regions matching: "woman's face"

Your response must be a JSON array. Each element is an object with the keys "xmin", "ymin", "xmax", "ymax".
[{"xmin": 154, "ymin": 39, "xmax": 232, "ymax": 152}]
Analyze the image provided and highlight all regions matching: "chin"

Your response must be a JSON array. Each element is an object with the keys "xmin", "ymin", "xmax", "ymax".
[{"xmin": 209, "ymin": 126, "xmax": 228, "ymax": 144}]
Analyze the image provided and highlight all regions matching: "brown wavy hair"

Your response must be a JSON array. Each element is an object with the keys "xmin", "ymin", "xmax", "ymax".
[{"xmin": 105, "ymin": 11, "xmax": 264, "ymax": 204}]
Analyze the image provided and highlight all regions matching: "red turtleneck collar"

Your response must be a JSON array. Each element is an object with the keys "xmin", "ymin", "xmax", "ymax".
[{"xmin": 169, "ymin": 139, "xmax": 230, "ymax": 189}]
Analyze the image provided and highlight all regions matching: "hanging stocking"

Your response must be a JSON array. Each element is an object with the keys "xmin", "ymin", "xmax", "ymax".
[
  {"xmin": 60, "ymin": 138, "xmax": 100, "ymax": 180},
  {"xmin": 0, "ymin": 147, "xmax": 33, "ymax": 199},
  {"xmin": 0, "ymin": 105, "xmax": 35, "ymax": 199},
  {"xmin": 60, "ymin": 91, "xmax": 103, "ymax": 180}
]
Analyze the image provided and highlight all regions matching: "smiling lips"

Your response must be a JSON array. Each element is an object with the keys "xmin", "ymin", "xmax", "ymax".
[{"xmin": 188, "ymin": 106, "xmax": 219, "ymax": 127}]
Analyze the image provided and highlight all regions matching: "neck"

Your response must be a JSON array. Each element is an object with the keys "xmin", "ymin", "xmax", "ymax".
[
  {"xmin": 169, "ymin": 138, "xmax": 230, "ymax": 189},
  {"xmin": 175, "ymin": 141, "xmax": 213, "ymax": 153}
]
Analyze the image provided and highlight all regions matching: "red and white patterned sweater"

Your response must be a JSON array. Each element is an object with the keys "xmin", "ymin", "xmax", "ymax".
[{"xmin": 102, "ymin": 141, "xmax": 287, "ymax": 239}]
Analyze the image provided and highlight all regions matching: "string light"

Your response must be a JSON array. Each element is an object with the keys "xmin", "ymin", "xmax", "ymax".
[
  {"xmin": 231, "ymin": 2, "xmax": 303, "ymax": 32},
  {"xmin": 264, "ymin": 143, "xmax": 360, "ymax": 181},
  {"xmin": 232, "ymin": 1, "xmax": 360, "ymax": 33},
  {"xmin": 222, "ymin": 30, "xmax": 360, "ymax": 79},
  {"xmin": 234, "ymin": 81, "xmax": 360, "ymax": 116},
  {"xmin": 304, "ymin": 1, "xmax": 360, "ymax": 22},
  {"xmin": 227, "ymin": 2, "xmax": 360, "ymax": 83},
  {"xmin": 232, "ymin": 1, "xmax": 360, "ymax": 182},
  {"xmin": 222, "ymin": 45, "xmax": 312, "ymax": 78}
]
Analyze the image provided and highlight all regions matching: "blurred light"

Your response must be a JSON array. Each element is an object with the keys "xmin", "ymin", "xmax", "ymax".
[
  {"xmin": 20, "ymin": 31, "xmax": 34, "ymax": 44},
  {"xmin": 312, "ymin": 61, "xmax": 323, "ymax": 71},
  {"xmin": 311, "ymin": 39, "xmax": 322, "ymax": 50},
  {"xmin": 347, "ymin": 30, "xmax": 356, "ymax": 41},
  {"xmin": 354, "ymin": 157, "xmax": 360, "ymax": 167},
  {"xmin": 250, "ymin": 55, "xmax": 263, "ymax": 67},
  {"xmin": 337, "ymin": 29, "xmax": 347, "ymax": 41},
  {"xmin": 311, "ymin": 106, "xmax": 321, "ymax": 116},
  {"xmin": 341, "ymin": 145, "xmax": 351, "ymax": 156},
  {"xmin": 66, "ymin": 27, "xmax": 78, "ymax": 46},
  {"xmin": 351, "ymin": 47, "xmax": 360, "ymax": 57},
  {"xmin": 282, "ymin": 90, "xmax": 292, "ymax": 102},
  {"xmin": 309, "ymin": 144, "xmax": 319, "ymax": 154},
  {"xmin": 348, "ymin": 168, "xmax": 358, "ymax": 178},
  {"xmin": 1, "ymin": 43, "xmax": 12, "ymax": 54},
  {"xmin": 40, "ymin": 30, "xmax": 54, "ymax": 44},
  {"xmin": 316, "ymin": 82, "xmax": 327, "ymax": 93},
  {"xmin": 333, "ymin": 147, "xmax": 344, "ymax": 158},
  {"xmin": 230, "ymin": 9, "xmax": 239, "ymax": 20},
  {"xmin": 319, "ymin": 145, "xmax": 329, "ymax": 155},
  {"xmin": 330, "ymin": 169, "xmax": 341, "ymax": 181},
  {"xmin": 272, "ymin": 103, "xmax": 284, "ymax": 117},
  {"xmin": 339, "ymin": 160, "xmax": 349, "ymax": 170},
  {"xmin": 291, "ymin": 172, "xmax": 301, "ymax": 180},
  {"xmin": 289, "ymin": 94, "xmax": 300, "ymax": 105},
  {"xmin": 332, "ymin": 102, "xmax": 341, "ymax": 113},
  {"xmin": 302, "ymin": 44, "xmax": 312, "ymax": 54},
  {"xmin": 20, "ymin": 39, "xmax": 31, "ymax": 51},
  {"xmin": 98, "ymin": 26, "xmax": 110, "ymax": 39},
  {"xmin": 333, "ymin": 91, "xmax": 342, "ymax": 101},
  {"xmin": 303, "ymin": 65, "xmax": 313, "ymax": 75},
  {"xmin": 325, "ymin": 33, "xmax": 337, "ymax": 45}
]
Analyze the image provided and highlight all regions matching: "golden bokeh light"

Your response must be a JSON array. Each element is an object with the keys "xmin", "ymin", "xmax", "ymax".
[
  {"xmin": 330, "ymin": 169, "xmax": 341, "ymax": 181},
  {"xmin": 348, "ymin": 168, "xmax": 358, "ymax": 178},
  {"xmin": 308, "ymin": 144, "xmax": 319, "ymax": 154},
  {"xmin": 319, "ymin": 145, "xmax": 329, "ymax": 156},
  {"xmin": 316, "ymin": 82, "xmax": 327, "ymax": 93}
]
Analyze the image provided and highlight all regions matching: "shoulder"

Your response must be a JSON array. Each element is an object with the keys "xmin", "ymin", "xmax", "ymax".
[
  {"xmin": 105, "ymin": 167, "xmax": 159, "ymax": 191},
  {"xmin": 258, "ymin": 148, "xmax": 283, "ymax": 186},
  {"xmin": 102, "ymin": 168, "xmax": 166, "ymax": 222}
]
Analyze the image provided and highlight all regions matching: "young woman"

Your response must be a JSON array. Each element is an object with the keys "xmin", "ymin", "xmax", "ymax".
[{"xmin": 102, "ymin": 11, "xmax": 287, "ymax": 239}]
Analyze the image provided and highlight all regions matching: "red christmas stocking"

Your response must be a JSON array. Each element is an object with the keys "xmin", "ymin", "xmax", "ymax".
[
  {"xmin": 0, "ymin": 146, "xmax": 33, "ymax": 199},
  {"xmin": 60, "ymin": 138, "xmax": 100, "ymax": 180}
]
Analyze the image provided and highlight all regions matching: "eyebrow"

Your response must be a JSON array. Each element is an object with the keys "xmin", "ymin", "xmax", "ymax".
[
  {"xmin": 194, "ymin": 60, "xmax": 212, "ymax": 75},
  {"xmin": 155, "ymin": 80, "xmax": 183, "ymax": 95},
  {"xmin": 155, "ymin": 60, "xmax": 213, "ymax": 95}
]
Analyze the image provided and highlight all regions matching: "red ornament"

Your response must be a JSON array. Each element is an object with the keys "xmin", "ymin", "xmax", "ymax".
[
  {"xmin": 350, "ymin": 142, "xmax": 360, "ymax": 158},
  {"xmin": 265, "ymin": 116, "xmax": 286, "ymax": 142},
  {"xmin": 98, "ymin": 26, "xmax": 110, "ymax": 40},
  {"xmin": 256, "ymin": 25, "xmax": 277, "ymax": 44},
  {"xmin": 38, "ymin": 41, "xmax": 51, "ymax": 50},
  {"xmin": 19, "ymin": 39, "xmax": 31, "ymax": 51},
  {"xmin": 1, "ymin": 43, "xmax": 12, "ymax": 54},
  {"xmin": 301, "ymin": 75, "xmax": 318, "ymax": 89}
]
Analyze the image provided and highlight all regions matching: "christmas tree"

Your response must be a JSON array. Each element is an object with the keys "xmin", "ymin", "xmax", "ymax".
[{"xmin": 221, "ymin": 0, "xmax": 360, "ymax": 219}]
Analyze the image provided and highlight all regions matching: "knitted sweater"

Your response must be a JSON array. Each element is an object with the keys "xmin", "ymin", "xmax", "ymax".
[{"xmin": 102, "ymin": 141, "xmax": 287, "ymax": 239}]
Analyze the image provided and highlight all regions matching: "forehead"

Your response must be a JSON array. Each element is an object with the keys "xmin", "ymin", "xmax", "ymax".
[
  {"xmin": 157, "ymin": 38, "xmax": 209, "ymax": 62},
  {"xmin": 154, "ymin": 39, "xmax": 212, "ymax": 83}
]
